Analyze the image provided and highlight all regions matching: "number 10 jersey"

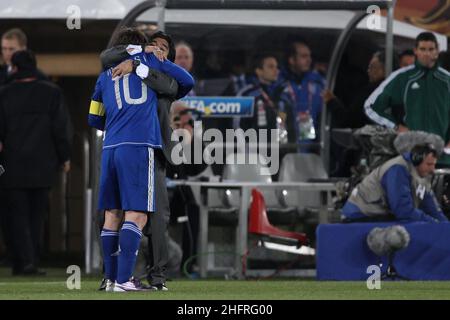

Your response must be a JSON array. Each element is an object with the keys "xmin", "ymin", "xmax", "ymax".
[{"xmin": 89, "ymin": 52, "xmax": 165, "ymax": 150}]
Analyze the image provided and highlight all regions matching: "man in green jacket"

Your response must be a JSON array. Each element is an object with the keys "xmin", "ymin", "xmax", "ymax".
[{"xmin": 365, "ymin": 32, "xmax": 450, "ymax": 165}]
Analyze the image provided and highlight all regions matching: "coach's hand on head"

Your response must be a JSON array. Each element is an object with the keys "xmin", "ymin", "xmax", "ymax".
[
  {"xmin": 112, "ymin": 60, "xmax": 133, "ymax": 78},
  {"xmin": 144, "ymin": 45, "xmax": 165, "ymax": 61}
]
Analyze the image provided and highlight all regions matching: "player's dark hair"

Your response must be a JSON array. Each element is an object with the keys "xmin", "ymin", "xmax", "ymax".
[
  {"xmin": 150, "ymin": 31, "xmax": 176, "ymax": 62},
  {"xmin": 285, "ymin": 37, "xmax": 310, "ymax": 61},
  {"xmin": 111, "ymin": 27, "xmax": 148, "ymax": 46},
  {"xmin": 252, "ymin": 52, "xmax": 277, "ymax": 71},
  {"xmin": 11, "ymin": 50, "xmax": 36, "ymax": 71},
  {"xmin": 399, "ymin": 49, "xmax": 414, "ymax": 59},
  {"xmin": 415, "ymin": 32, "xmax": 438, "ymax": 49},
  {"xmin": 372, "ymin": 50, "xmax": 399, "ymax": 70}
]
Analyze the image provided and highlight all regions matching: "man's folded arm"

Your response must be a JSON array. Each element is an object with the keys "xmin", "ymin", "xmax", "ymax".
[
  {"xmin": 100, "ymin": 45, "xmax": 178, "ymax": 98},
  {"xmin": 136, "ymin": 66, "xmax": 179, "ymax": 98},
  {"xmin": 100, "ymin": 45, "xmax": 132, "ymax": 70}
]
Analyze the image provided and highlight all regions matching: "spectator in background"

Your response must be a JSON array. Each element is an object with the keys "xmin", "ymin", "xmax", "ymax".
[
  {"xmin": 324, "ymin": 50, "xmax": 397, "ymax": 129},
  {"xmin": 0, "ymin": 28, "xmax": 50, "ymax": 267},
  {"xmin": 312, "ymin": 51, "xmax": 329, "ymax": 78},
  {"xmin": 1, "ymin": 28, "xmax": 26, "ymax": 85},
  {"xmin": 167, "ymin": 101, "xmax": 207, "ymax": 276},
  {"xmin": 203, "ymin": 50, "xmax": 226, "ymax": 79},
  {"xmin": 239, "ymin": 53, "xmax": 296, "ymax": 146},
  {"xmin": 399, "ymin": 49, "xmax": 415, "ymax": 68},
  {"xmin": 1, "ymin": 28, "xmax": 47, "ymax": 86},
  {"xmin": 175, "ymin": 41, "xmax": 196, "ymax": 96},
  {"xmin": 365, "ymin": 32, "xmax": 450, "ymax": 167},
  {"xmin": 0, "ymin": 50, "xmax": 71, "ymax": 275},
  {"xmin": 279, "ymin": 39, "xmax": 325, "ymax": 153},
  {"xmin": 323, "ymin": 50, "xmax": 397, "ymax": 176},
  {"xmin": 0, "ymin": 28, "xmax": 26, "ymax": 263},
  {"xmin": 222, "ymin": 50, "xmax": 251, "ymax": 96}
]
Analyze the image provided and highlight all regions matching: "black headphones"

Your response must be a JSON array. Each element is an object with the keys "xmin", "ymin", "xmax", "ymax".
[{"xmin": 411, "ymin": 143, "xmax": 438, "ymax": 166}]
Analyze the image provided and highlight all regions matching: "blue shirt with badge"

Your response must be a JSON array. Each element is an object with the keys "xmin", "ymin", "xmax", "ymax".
[{"xmin": 278, "ymin": 67, "xmax": 325, "ymax": 142}]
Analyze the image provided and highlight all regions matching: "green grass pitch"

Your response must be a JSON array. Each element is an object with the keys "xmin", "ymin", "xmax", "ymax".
[{"xmin": 1, "ymin": 269, "xmax": 450, "ymax": 299}]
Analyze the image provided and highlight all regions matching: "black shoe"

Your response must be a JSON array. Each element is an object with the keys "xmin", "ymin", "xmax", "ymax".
[
  {"xmin": 150, "ymin": 283, "xmax": 168, "ymax": 291},
  {"xmin": 98, "ymin": 278, "xmax": 107, "ymax": 291}
]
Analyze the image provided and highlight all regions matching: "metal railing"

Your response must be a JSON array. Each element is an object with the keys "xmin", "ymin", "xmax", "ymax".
[{"xmin": 83, "ymin": 133, "xmax": 93, "ymax": 274}]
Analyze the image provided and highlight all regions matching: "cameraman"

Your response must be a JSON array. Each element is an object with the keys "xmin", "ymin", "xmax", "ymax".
[{"xmin": 342, "ymin": 144, "xmax": 448, "ymax": 223}]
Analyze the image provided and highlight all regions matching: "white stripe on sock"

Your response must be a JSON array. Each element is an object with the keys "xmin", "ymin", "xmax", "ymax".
[
  {"xmin": 122, "ymin": 225, "xmax": 141, "ymax": 235},
  {"xmin": 101, "ymin": 231, "xmax": 119, "ymax": 236},
  {"xmin": 101, "ymin": 233, "xmax": 119, "ymax": 237},
  {"xmin": 121, "ymin": 224, "xmax": 142, "ymax": 237}
]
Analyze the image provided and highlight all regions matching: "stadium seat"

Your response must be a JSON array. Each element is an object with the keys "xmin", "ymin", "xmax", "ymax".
[
  {"xmin": 220, "ymin": 153, "xmax": 298, "ymax": 226},
  {"xmin": 207, "ymin": 153, "xmax": 271, "ymax": 226},
  {"xmin": 207, "ymin": 190, "xmax": 239, "ymax": 226},
  {"xmin": 277, "ymin": 153, "xmax": 336, "ymax": 223},
  {"xmin": 248, "ymin": 188, "xmax": 308, "ymax": 247}
]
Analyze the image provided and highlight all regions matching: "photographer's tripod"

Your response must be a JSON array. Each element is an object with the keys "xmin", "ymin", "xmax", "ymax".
[{"xmin": 380, "ymin": 253, "xmax": 409, "ymax": 281}]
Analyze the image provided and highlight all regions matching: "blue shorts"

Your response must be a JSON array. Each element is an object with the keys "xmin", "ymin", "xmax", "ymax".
[{"xmin": 98, "ymin": 145, "xmax": 156, "ymax": 212}]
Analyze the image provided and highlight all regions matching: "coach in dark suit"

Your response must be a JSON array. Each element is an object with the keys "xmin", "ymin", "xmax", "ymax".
[{"xmin": 0, "ymin": 50, "xmax": 71, "ymax": 275}]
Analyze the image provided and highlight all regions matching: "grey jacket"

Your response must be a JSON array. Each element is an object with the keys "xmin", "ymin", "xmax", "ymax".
[
  {"xmin": 348, "ymin": 155, "xmax": 428, "ymax": 216},
  {"xmin": 343, "ymin": 154, "xmax": 447, "ymax": 222}
]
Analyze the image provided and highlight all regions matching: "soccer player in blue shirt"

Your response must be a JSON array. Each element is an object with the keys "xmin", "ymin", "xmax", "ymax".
[{"xmin": 88, "ymin": 28, "xmax": 194, "ymax": 292}]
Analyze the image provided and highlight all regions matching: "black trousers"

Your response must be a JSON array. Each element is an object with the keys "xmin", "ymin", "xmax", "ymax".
[
  {"xmin": 0, "ymin": 189, "xmax": 12, "ymax": 260},
  {"xmin": 145, "ymin": 151, "xmax": 170, "ymax": 286},
  {"xmin": 4, "ymin": 188, "xmax": 48, "ymax": 272}
]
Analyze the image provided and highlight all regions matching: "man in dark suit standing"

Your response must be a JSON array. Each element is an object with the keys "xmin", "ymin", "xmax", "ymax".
[{"xmin": 0, "ymin": 50, "xmax": 71, "ymax": 275}]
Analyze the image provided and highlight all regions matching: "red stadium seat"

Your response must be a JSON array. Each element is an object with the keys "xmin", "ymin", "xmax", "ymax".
[{"xmin": 248, "ymin": 188, "xmax": 308, "ymax": 247}]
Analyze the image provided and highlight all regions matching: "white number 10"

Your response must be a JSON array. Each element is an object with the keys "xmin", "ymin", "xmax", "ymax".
[{"xmin": 114, "ymin": 74, "xmax": 147, "ymax": 109}]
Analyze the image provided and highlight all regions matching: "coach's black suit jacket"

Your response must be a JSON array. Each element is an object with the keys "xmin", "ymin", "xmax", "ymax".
[{"xmin": 0, "ymin": 75, "xmax": 71, "ymax": 188}]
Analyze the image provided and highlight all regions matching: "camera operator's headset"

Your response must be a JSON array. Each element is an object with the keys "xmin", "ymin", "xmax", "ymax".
[{"xmin": 411, "ymin": 143, "xmax": 438, "ymax": 166}]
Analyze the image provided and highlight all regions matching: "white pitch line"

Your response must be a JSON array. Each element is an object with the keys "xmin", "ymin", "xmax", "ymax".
[{"xmin": 0, "ymin": 282, "xmax": 65, "ymax": 285}]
